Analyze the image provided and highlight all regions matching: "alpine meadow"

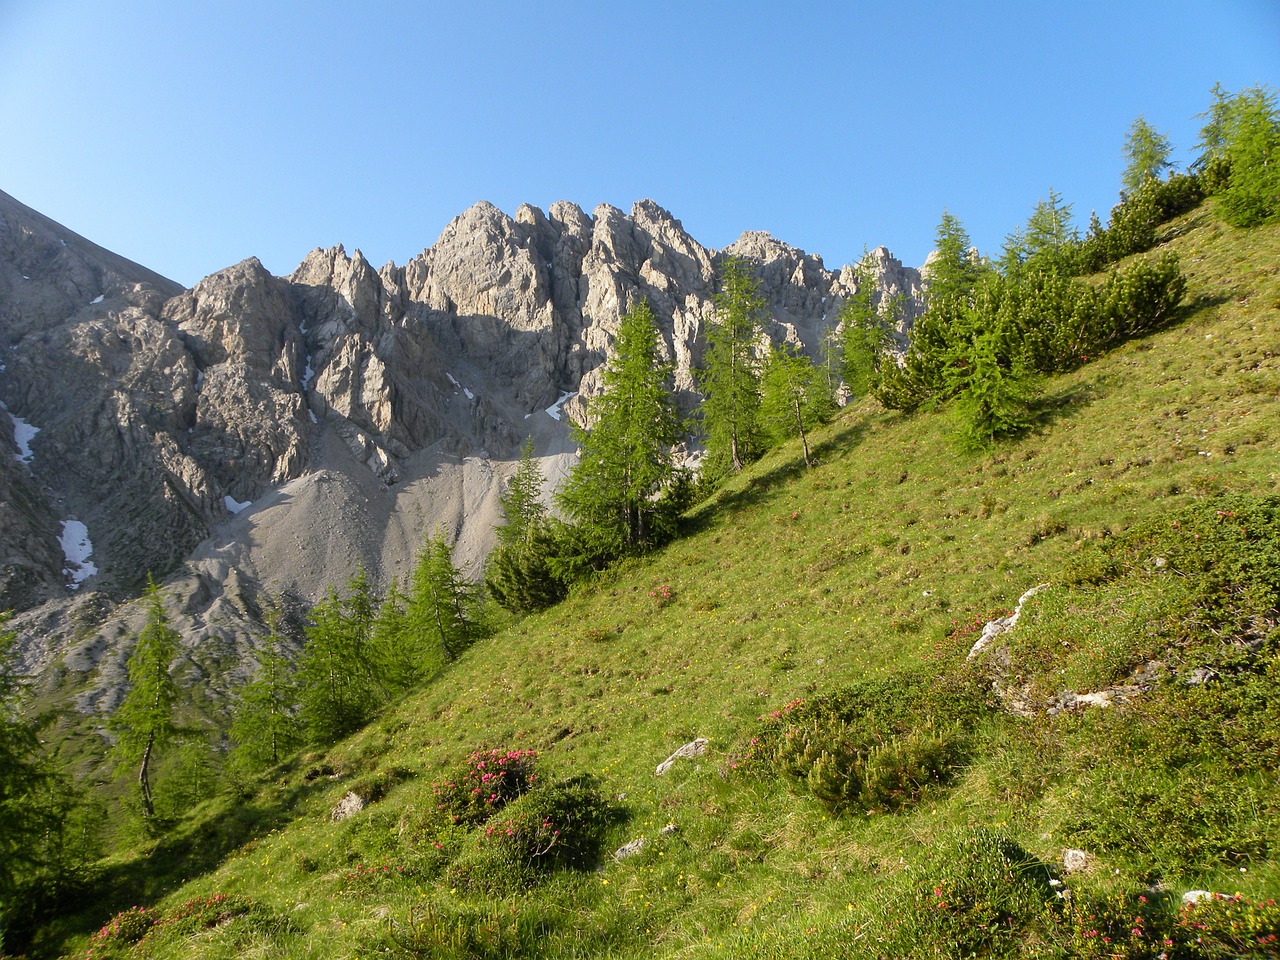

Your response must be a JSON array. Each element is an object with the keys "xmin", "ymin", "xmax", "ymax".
[{"xmin": 1, "ymin": 83, "xmax": 1279, "ymax": 960}]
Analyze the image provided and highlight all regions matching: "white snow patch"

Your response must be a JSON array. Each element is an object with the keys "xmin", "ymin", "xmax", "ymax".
[
  {"xmin": 545, "ymin": 391, "xmax": 576, "ymax": 421},
  {"xmin": 0, "ymin": 400, "xmax": 39, "ymax": 463},
  {"xmin": 195, "ymin": 370, "xmax": 205, "ymax": 391},
  {"xmin": 59, "ymin": 520, "xmax": 97, "ymax": 588},
  {"xmin": 463, "ymin": 387, "xmax": 475, "ymax": 400},
  {"xmin": 445, "ymin": 372, "xmax": 461, "ymax": 389},
  {"xmin": 302, "ymin": 356, "xmax": 315, "ymax": 389},
  {"xmin": 90, "ymin": 294, "xmax": 104, "ymax": 304},
  {"xmin": 308, "ymin": 409, "xmax": 318, "ymax": 424},
  {"xmin": 224, "ymin": 495, "xmax": 252, "ymax": 515}
]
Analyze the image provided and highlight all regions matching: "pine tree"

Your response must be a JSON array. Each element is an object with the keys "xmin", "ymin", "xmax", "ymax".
[
  {"xmin": 557, "ymin": 298, "xmax": 682, "ymax": 551},
  {"xmin": 486, "ymin": 445, "xmax": 567, "ymax": 614},
  {"xmin": 228, "ymin": 605, "xmax": 302, "ymax": 771},
  {"xmin": 759, "ymin": 343, "xmax": 834, "ymax": 467},
  {"xmin": 108, "ymin": 576, "xmax": 180, "ymax": 820},
  {"xmin": 699, "ymin": 257, "xmax": 766, "ymax": 477},
  {"xmin": 1122, "ymin": 115, "xmax": 1174, "ymax": 194}
]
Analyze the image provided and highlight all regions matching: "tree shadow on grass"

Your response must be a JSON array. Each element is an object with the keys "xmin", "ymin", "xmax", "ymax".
[
  {"xmin": 680, "ymin": 417, "xmax": 869, "ymax": 536},
  {"xmin": 20, "ymin": 757, "xmax": 368, "ymax": 958}
]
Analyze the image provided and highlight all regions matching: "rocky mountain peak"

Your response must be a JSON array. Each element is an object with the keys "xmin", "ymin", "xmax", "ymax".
[{"xmin": 0, "ymin": 190, "xmax": 925, "ymax": 719}]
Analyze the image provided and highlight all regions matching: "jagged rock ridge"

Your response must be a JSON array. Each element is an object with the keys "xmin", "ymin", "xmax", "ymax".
[{"xmin": 0, "ymin": 188, "xmax": 924, "ymax": 715}]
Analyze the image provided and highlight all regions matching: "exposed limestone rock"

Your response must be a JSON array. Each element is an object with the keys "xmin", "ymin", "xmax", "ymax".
[
  {"xmin": 330, "ymin": 791, "xmax": 366, "ymax": 822},
  {"xmin": 656, "ymin": 738, "xmax": 709, "ymax": 776},
  {"xmin": 613, "ymin": 837, "xmax": 646, "ymax": 860},
  {"xmin": 967, "ymin": 584, "xmax": 1050, "ymax": 660}
]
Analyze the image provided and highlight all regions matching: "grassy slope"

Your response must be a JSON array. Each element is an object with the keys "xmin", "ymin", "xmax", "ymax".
[{"xmin": 45, "ymin": 202, "xmax": 1280, "ymax": 958}]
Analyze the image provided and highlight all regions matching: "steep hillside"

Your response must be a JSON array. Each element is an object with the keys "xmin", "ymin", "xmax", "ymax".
[
  {"xmin": 29, "ymin": 202, "xmax": 1279, "ymax": 958},
  {"xmin": 0, "ymin": 190, "xmax": 921, "ymax": 720}
]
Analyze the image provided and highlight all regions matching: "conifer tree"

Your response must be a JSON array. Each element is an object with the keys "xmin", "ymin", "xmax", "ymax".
[
  {"xmin": 837, "ymin": 252, "xmax": 893, "ymax": 398},
  {"xmin": 1023, "ymin": 188, "xmax": 1077, "ymax": 265},
  {"xmin": 404, "ymin": 535, "xmax": 479, "ymax": 664},
  {"xmin": 759, "ymin": 343, "xmax": 833, "ymax": 467},
  {"xmin": 486, "ymin": 445, "xmax": 568, "ymax": 614},
  {"xmin": 0, "ymin": 614, "xmax": 55, "ymax": 930},
  {"xmin": 108, "ymin": 577, "xmax": 180, "ymax": 820},
  {"xmin": 557, "ymin": 298, "xmax": 682, "ymax": 551},
  {"xmin": 699, "ymin": 257, "xmax": 766, "ymax": 476},
  {"xmin": 496, "ymin": 438, "xmax": 548, "ymax": 548},
  {"xmin": 1122, "ymin": 115, "xmax": 1174, "ymax": 194},
  {"xmin": 295, "ymin": 572, "xmax": 382, "ymax": 744},
  {"xmin": 228, "ymin": 605, "xmax": 302, "ymax": 771},
  {"xmin": 926, "ymin": 211, "xmax": 983, "ymax": 304}
]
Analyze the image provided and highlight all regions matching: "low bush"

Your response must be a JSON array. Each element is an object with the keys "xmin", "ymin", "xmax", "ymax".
[
  {"xmin": 733, "ymin": 674, "xmax": 981, "ymax": 814},
  {"xmin": 446, "ymin": 775, "xmax": 612, "ymax": 892},
  {"xmin": 432, "ymin": 748, "xmax": 538, "ymax": 827}
]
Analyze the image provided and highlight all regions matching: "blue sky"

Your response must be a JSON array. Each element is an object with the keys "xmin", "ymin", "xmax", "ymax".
[{"xmin": 1, "ymin": 1, "xmax": 1276, "ymax": 287}]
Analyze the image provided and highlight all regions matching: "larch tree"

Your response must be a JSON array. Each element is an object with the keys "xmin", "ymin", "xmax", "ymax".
[
  {"xmin": 759, "ymin": 343, "xmax": 834, "ymax": 467},
  {"xmin": 228, "ymin": 603, "xmax": 302, "ymax": 772},
  {"xmin": 108, "ymin": 577, "xmax": 180, "ymax": 820},
  {"xmin": 1121, "ymin": 115, "xmax": 1174, "ymax": 194},
  {"xmin": 557, "ymin": 298, "xmax": 682, "ymax": 552},
  {"xmin": 699, "ymin": 257, "xmax": 766, "ymax": 477}
]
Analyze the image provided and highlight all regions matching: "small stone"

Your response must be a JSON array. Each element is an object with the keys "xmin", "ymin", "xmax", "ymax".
[
  {"xmin": 660, "ymin": 823, "xmax": 678, "ymax": 836},
  {"xmin": 329, "ymin": 790, "xmax": 365, "ymax": 822},
  {"xmin": 1182, "ymin": 889, "xmax": 1216, "ymax": 905},
  {"xmin": 656, "ymin": 738, "xmax": 709, "ymax": 776},
  {"xmin": 614, "ymin": 837, "xmax": 646, "ymax": 860}
]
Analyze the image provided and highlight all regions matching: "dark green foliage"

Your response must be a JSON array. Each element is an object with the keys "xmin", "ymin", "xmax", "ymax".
[
  {"xmin": 402, "ymin": 536, "xmax": 487, "ymax": 667},
  {"xmin": 432, "ymin": 747, "xmax": 538, "ymax": 828},
  {"xmin": 1217, "ymin": 88, "xmax": 1280, "ymax": 227},
  {"xmin": 108, "ymin": 577, "xmax": 181, "ymax": 820},
  {"xmin": 699, "ymin": 256, "xmax": 765, "ymax": 477},
  {"xmin": 485, "ymin": 526, "xmax": 570, "ymax": 614},
  {"xmin": 495, "ymin": 438, "xmax": 548, "ymax": 550},
  {"xmin": 759, "ymin": 342, "xmax": 834, "ymax": 466},
  {"xmin": 926, "ymin": 210, "xmax": 986, "ymax": 302},
  {"xmin": 447, "ymin": 775, "xmax": 611, "ymax": 892},
  {"xmin": 1122, "ymin": 115, "xmax": 1175, "ymax": 194},
  {"xmin": 557, "ymin": 299, "xmax": 683, "ymax": 552},
  {"xmin": 949, "ymin": 332, "xmax": 1040, "ymax": 450}
]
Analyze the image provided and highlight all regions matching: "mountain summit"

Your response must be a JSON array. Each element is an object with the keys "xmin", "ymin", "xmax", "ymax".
[{"xmin": 0, "ymin": 191, "xmax": 922, "ymax": 707}]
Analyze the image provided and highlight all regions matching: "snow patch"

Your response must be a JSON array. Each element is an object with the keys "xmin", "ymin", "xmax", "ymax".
[
  {"xmin": 90, "ymin": 294, "xmax": 104, "ymax": 304},
  {"xmin": 464, "ymin": 387, "xmax": 475, "ymax": 400},
  {"xmin": 224, "ymin": 495, "xmax": 252, "ymax": 515},
  {"xmin": 59, "ymin": 520, "xmax": 97, "ymax": 588},
  {"xmin": 308, "ymin": 409, "xmax": 318, "ymax": 424},
  {"xmin": 195, "ymin": 370, "xmax": 205, "ymax": 391},
  {"xmin": 0, "ymin": 400, "xmax": 39, "ymax": 463},
  {"xmin": 302, "ymin": 356, "xmax": 315, "ymax": 389},
  {"xmin": 545, "ymin": 391, "xmax": 576, "ymax": 421}
]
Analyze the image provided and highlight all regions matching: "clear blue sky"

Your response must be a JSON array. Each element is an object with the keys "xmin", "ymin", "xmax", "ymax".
[{"xmin": 1, "ymin": 1, "xmax": 1276, "ymax": 287}]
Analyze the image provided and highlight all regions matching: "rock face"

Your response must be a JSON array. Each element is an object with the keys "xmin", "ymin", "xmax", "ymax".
[{"xmin": 0, "ymin": 188, "xmax": 925, "ymax": 719}]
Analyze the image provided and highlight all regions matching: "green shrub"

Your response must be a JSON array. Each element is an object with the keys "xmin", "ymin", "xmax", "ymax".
[
  {"xmin": 446, "ymin": 775, "xmax": 611, "ymax": 892},
  {"xmin": 877, "ymin": 828, "xmax": 1059, "ymax": 958},
  {"xmin": 432, "ymin": 748, "xmax": 538, "ymax": 827},
  {"xmin": 734, "ymin": 675, "xmax": 979, "ymax": 814}
]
